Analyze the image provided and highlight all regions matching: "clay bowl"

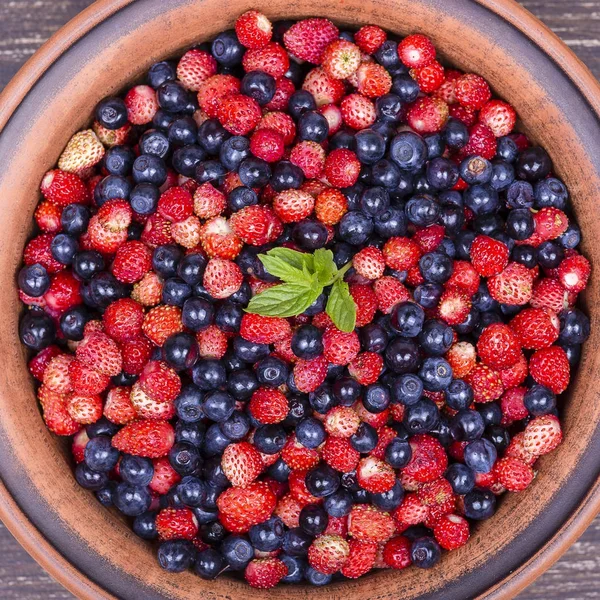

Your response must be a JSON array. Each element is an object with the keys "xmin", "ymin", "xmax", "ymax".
[{"xmin": 1, "ymin": 0, "xmax": 600, "ymax": 598}]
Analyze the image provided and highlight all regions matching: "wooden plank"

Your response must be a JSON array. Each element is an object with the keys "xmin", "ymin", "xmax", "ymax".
[{"xmin": 0, "ymin": 1, "xmax": 599, "ymax": 598}]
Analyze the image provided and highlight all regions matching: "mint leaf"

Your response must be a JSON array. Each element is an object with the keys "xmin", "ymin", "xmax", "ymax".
[
  {"xmin": 313, "ymin": 249, "xmax": 337, "ymax": 286},
  {"xmin": 264, "ymin": 248, "xmax": 314, "ymax": 272},
  {"xmin": 246, "ymin": 283, "xmax": 321, "ymax": 318},
  {"xmin": 258, "ymin": 254, "xmax": 314, "ymax": 284},
  {"xmin": 326, "ymin": 279, "xmax": 357, "ymax": 332}
]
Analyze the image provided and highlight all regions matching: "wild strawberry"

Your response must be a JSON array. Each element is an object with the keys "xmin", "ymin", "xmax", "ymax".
[
  {"xmin": 156, "ymin": 508, "xmax": 198, "ymax": 541},
  {"xmin": 221, "ymin": 441, "xmax": 264, "ymax": 488},
  {"xmin": 322, "ymin": 328, "xmax": 360, "ymax": 366},
  {"xmin": 41, "ymin": 169, "xmax": 88, "ymax": 207},
  {"xmin": 123, "ymin": 85, "xmax": 158, "ymax": 125},
  {"xmin": 275, "ymin": 494, "xmax": 302, "ymax": 528},
  {"xmin": 459, "ymin": 122, "xmax": 497, "ymax": 159},
  {"xmin": 281, "ymin": 435, "xmax": 320, "ymax": 470},
  {"xmin": 340, "ymin": 93, "xmax": 377, "ymax": 129},
  {"xmin": 470, "ymin": 235, "xmax": 509, "ymax": 277},
  {"xmin": 157, "ymin": 187, "xmax": 194, "ymax": 223},
  {"xmin": 243, "ymin": 42, "xmax": 289, "ymax": 78},
  {"xmin": 510, "ymin": 307, "xmax": 559, "ymax": 350},
  {"xmin": 293, "ymin": 355, "xmax": 328, "ymax": 393},
  {"xmin": 139, "ymin": 360, "xmax": 181, "ymax": 403},
  {"xmin": 287, "ymin": 469, "xmax": 320, "ymax": 506},
  {"xmin": 356, "ymin": 456, "xmax": 396, "ymax": 493},
  {"xmin": 102, "ymin": 298, "xmax": 144, "ymax": 343},
  {"xmin": 352, "ymin": 246, "xmax": 385, "ymax": 280},
  {"xmin": 307, "ymin": 534, "xmax": 349, "ymax": 574},
  {"xmin": 476, "ymin": 323, "xmax": 521, "ymax": 370},
  {"xmin": 403, "ymin": 434, "xmax": 448, "ymax": 483},
  {"xmin": 141, "ymin": 214, "xmax": 172, "ymax": 247},
  {"xmin": 373, "ymin": 276, "xmax": 411, "ymax": 314},
  {"xmin": 193, "ymin": 182, "xmax": 226, "ymax": 220},
  {"xmin": 198, "ymin": 216, "xmax": 242, "ymax": 260},
  {"xmin": 249, "ymin": 388, "xmax": 289, "ymax": 424},
  {"xmin": 445, "ymin": 260, "xmax": 480, "ymax": 296},
  {"xmin": 58, "ymin": 130, "xmax": 105, "ymax": 174},
  {"xmin": 493, "ymin": 457, "xmax": 534, "ymax": 492},
  {"xmin": 347, "ymin": 283, "xmax": 376, "ymax": 327},
  {"xmin": 355, "ymin": 25, "xmax": 387, "ymax": 54},
  {"xmin": 104, "ymin": 386, "xmax": 137, "ymax": 424},
  {"xmin": 498, "ymin": 352, "xmax": 528, "ymax": 389},
  {"xmin": 111, "ymin": 241, "xmax": 152, "ymax": 284},
  {"xmin": 143, "ymin": 305, "xmax": 183, "ymax": 346},
  {"xmin": 449, "ymin": 103, "xmax": 478, "ymax": 126},
  {"xmin": 382, "ymin": 536, "xmax": 412, "ymax": 569},
  {"xmin": 289, "ymin": 140, "xmax": 326, "ymax": 179},
  {"xmin": 195, "ymin": 324, "xmax": 227, "ymax": 359},
  {"xmin": 348, "ymin": 352, "xmax": 384, "ymax": 385},
  {"xmin": 283, "ymin": 17, "xmax": 338, "ymax": 64},
  {"xmin": 97, "ymin": 200, "xmax": 132, "ymax": 233},
  {"xmin": 76, "ymin": 332, "xmax": 122, "ymax": 376},
  {"xmin": 410, "ymin": 61, "xmax": 445, "ymax": 94},
  {"xmin": 197, "ymin": 74, "xmax": 241, "ymax": 118},
  {"xmin": 66, "ymin": 392, "xmax": 103, "ymax": 424},
  {"xmin": 355, "ymin": 62, "xmax": 392, "ymax": 98},
  {"xmin": 272, "ymin": 189, "xmax": 315, "ymax": 223},
  {"xmin": 230, "ymin": 205, "xmax": 283, "ymax": 246},
  {"xmin": 348, "ymin": 504, "xmax": 395, "ymax": 543},
  {"xmin": 405, "ymin": 265, "xmax": 425, "ymax": 287},
  {"xmin": 171, "ymin": 215, "xmax": 201, "ymax": 249},
  {"xmin": 244, "ymin": 558, "xmax": 287, "ymax": 589},
  {"xmin": 523, "ymin": 414, "xmax": 563, "ymax": 456},
  {"xmin": 321, "ymin": 435, "xmax": 359, "ymax": 472},
  {"xmin": 324, "ymin": 406, "xmax": 360, "ymax": 438},
  {"xmin": 176, "ymin": 49, "xmax": 216, "ymax": 91},
  {"xmin": 23, "ymin": 234, "xmax": 64, "ymax": 274},
  {"xmin": 488, "ymin": 262, "xmax": 534, "ymax": 305},
  {"xmin": 434, "ymin": 514, "xmax": 470, "ymax": 550},
  {"xmin": 240, "ymin": 313, "xmax": 292, "ymax": 344},
  {"xmin": 217, "ymin": 481, "xmax": 277, "ymax": 532},
  {"xmin": 465, "ymin": 363, "xmax": 504, "ymax": 403},
  {"xmin": 365, "ymin": 425, "xmax": 394, "ymax": 459},
  {"xmin": 71, "ymin": 429, "xmax": 89, "ymax": 463},
  {"xmin": 34, "ymin": 201, "xmax": 62, "ymax": 233},
  {"xmin": 531, "ymin": 277, "xmax": 575, "ymax": 313},
  {"xmin": 203, "ymin": 258, "xmax": 243, "ymax": 299},
  {"xmin": 257, "ymin": 111, "xmax": 296, "ymax": 145},
  {"xmin": 506, "ymin": 431, "xmax": 537, "ymax": 466},
  {"xmin": 398, "ymin": 34, "xmax": 436, "ymax": 68},
  {"xmin": 247, "ymin": 129, "xmax": 284, "ymax": 164},
  {"xmin": 455, "ymin": 73, "xmax": 491, "ymax": 110},
  {"xmin": 393, "ymin": 493, "xmax": 428, "ymax": 526},
  {"xmin": 130, "ymin": 379, "xmax": 176, "ymax": 420},
  {"xmin": 437, "ymin": 287, "xmax": 471, "ymax": 326},
  {"xmin": 87, "ymin": 216, "xmax": 127, "ymax": 254},
  {"xmin": 217, "ymin": 94, "xmax": 262, "ymax": 135},
  {"xmin": 558, "ymin": 254, "xmax": 590, "ymax": 292},
  {"xmin": 479, "ymin": 99, "xmax": 516, "ymax": 137},
  {"xmin": 235, "ymin": 10, "xmax": 272, "ymax": 49},
  {"xmin": 92, "ymin": 120, "xmax": 131, "ymax": 146},
  {"xmin": 29, "ymin": 345, "xmax": 62, "ymax": 381},
  {"xmin": 313, "ymin": 188, "xmax": 346, "ymax": 225},
  {"xmin": 524, "ymin": 207, "xmax": 569, "ymax": 245},
  {"xmin": 43, "ymin": 354, "xmax": 73, "ymax": 393},
  {"xmin": 322, "ymin": 39, "xmax": 361, "ymax": 79},
  {"xmin": 120, "ymin": 336, "xmax": 153, "ymax": 375},
  {"xmin": 67, "ymin": 359, "xmax": 109, "ymax": 395},
  {"xmin": 529, "ymin": 345, "xmax": 570, "ymax": 394},
  {"xmin": 149, "ymin": 456, "xmax": 181, "ymax": 494},
  {"xmin": 265, "ymin": 76, "xmax": 295, "ymax": 111},
  {"xmin": 38, "ymin": 386, "xmax": 81, "ymax": 436},
  {"xmin": 340, "ymin": 539, "xmax": 377, "ymax": 578},
  {"xmin": 132, "ymin": 271, "xmax": 163, "ymax": 306},
  {"xmin": 324, "ymin": 148, "xmax": 361, "ymax": 188},
  {"xmin": 112, "ymin": 419, "xmax": 175, "ymax": 458},
  {"xmin": 383, "ymin": 236, "xmax": 421, "ymax": 271}
]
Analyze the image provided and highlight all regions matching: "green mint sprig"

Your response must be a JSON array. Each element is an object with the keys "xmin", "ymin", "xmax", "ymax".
[{"xmin": 245, "ymin": 248, "xmax": 357, "ymax": 332}]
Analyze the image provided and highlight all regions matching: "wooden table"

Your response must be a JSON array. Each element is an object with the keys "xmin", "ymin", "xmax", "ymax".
[{"xmin": 1, "ymin": 1, "xmax": 599, "ymax": 598}]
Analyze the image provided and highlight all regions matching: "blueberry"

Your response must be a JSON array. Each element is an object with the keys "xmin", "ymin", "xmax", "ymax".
[
  {"xmin": 363, "ymin": 384, "xmax": 391, "ymax": 414},
  {"xmin": 331, "ymin": 377, "xmax": 361, "ymax": 407},
  {"xmin": 450, "ymin": 409, "xmax": 485, "ymax": 442},
  {"xmin": 182, "ymin": 297, "xmax": 214, "ymax": 332},
  {"xmin": 464, "ymin": 438, "xmax": 497, "ymax": 473},
  {"xmin": 411, "ymin": 537, "xmax": 441, "ymax": 569},
  {"xmin": 446, "ymin": 463, "xmax": 475, "ymax": 495},
  {"xmin": 474, "ymin": 212, "xmax": 503, "ymax": 237},
  {"xmin": 390, "ymin": 302, "xmax": 425, "ymax": 337},
  {"xmin": 385, "ymin": 337, "xmax": 421, "ymax": 374},
  {"xmin": 112, "ymin": 371, "xmax": 138, "ymax": 387},
  {"xmin": 523, "ymin": 384, "xmax": 556, "ymax": 416},
  {"xmin": 113, "ymin": 482, "xmax": 152, "ymax": 516},
  {"xmin": 270, "ymin": 160, "xmax": 304, "ymax": 192},
  {"xmin": 490, "ymin": 160, "xmax": 515, "ymax": 191},
  {"xmin": 371, "ymin": 160, "xmax": 402, "ymax": 191},
  {"xmin": 296, "ymin": 417, "xmax": 326, "ymax": 449},
  {"xmin": 169, "ymin": 442, "xmax": 202, "ymax": 476},
  {"xmin": 464, "ymin": 488, "xmax": 496, "ymax": 520},
  {"xmin": 496, "ymin": 136, "xmax": 519, "ymax": 162},
  {"xmin": 485, "ymin": 425, "xmax": 511, "ymax": 452},
  {"xmin": 297, "ymin": 110, "xmax": 329, "ymax": 142},
  {"xmin": 305, "ymin": 566, "xmax": 332, "ymax": 586},
  {"xmin": 506, "ymin": 180, "xmax": 534, "ymax": 209},
  {"xmin": 132, "ymin": 154, "xmax": 167, "ymax": 186},
  {"xmin": 464, "ymin": 184, "xmax": 499, "ymax": 215},
  {"xmin": 172, "ymin": 144, "xmax": 206, "ymax": 177},
  {"xmin": 280, "ymin": 554, "xmax": 306, "ymax": 583},
  {"xmin": 147, "ymin": 60, "xmax": 176, "ymax": 88},
  {"xmin": 537, "ymin": 241, "xmax": 564, "ymax": 269},
  {"xmin": 460, "ymin": 156, "xmax": 493, "ymax": 185},
  {"xmin": 156, "ymin": 540, "xmax": 195, "ymax": 573},
  {"xmin": 241, "ymin": 70, "xmax": 276, "ymax": 105},
  {"xmin": 120, "ymin": 454, "xmax": 154, "ymax": 486},
  {"xmin": 477, "ymin": 402, "xmax": 502, "ymax": 427},
  {"xmin": 419, "ymin": 357, "xmax": 453, "ymax": 391},
  {"xmin": 516, "ymin": 146, "xmax": 552, "ymax": 181},
  {"xmin": 162, "ymin": 332, "xmax": 199, "ymax": 370},
  {"xmin": 389, "ymin": 374, "xmax": 421, "ymax": 406},
  {"xmin": 298, "ymin": 504, "xmax": 328, "ymax": 537},
  {"xmin": 84, "ymin": 272, "xmax": 129, "ymax": 309},
  {"xmin": 456, "ymin": 230, "xmax": 477, "ymax": 260},
  {"xmin": 194, "ymin": 548, "xmax": 224, "ymax": 579},
  {"xmin": 443, "ymin": 118, "xmax": 469, "ymax": 149},
  {"xmin": 18, "ymin": 263, "xmax": 50, "ymax": 297},
  {"xmin": 86, "ymin": 417, "xmax": 120, "ymax": 438},
  {"xmin": 355, "ymin": 129, "xmax": 386, "ymax": 164},
  {"xmin": 202, "ymin": 390, "xmax": 235, "ymax": 422},
  {"xmin": 360, "ymin": 186, "xmax": 390, "ymax": 217},
  {"xmin": 405, "ymin": 194, "xmax": 440, "ymax": 227},
  {"xmin": 404, "ymin": 399, "xmax": 439, "ymax": 434},
  {"xmin": 533, "ymin": 177, "xmax": 568, "ymax": 210},
  {"xmin": 255, "ymin": 356, "xmax": 288, "ymax": 388},
  {"xmin": 419, "ymin": 251, "xmax": 453, "ymax": 284},
  {"xmin": 227, "ymin": 369, "xmax": 258, "ymax": 401},
  {"xmin": 74, "ymin": 462, "xmax": 109, "ymax": 491},
  {"xmin": 152, "ymin": 109, "xmax": 177, "ymax": 131},
  {"xmin": 376, "ymin": 93, "xmax": 403, "ymax": 122},
  {"xmin": 253, "ymin": 424, "xmax": 287, "ymax": 454},
  {"xmin": 330, "ymin": 130, "xmax": 356, "ymax": 151},
  {"xmin": 175, "ymin": 421, "xmax": 205, "ymax": 447},
  {"xmin": 211, "ymin": 29, "xmax": 244, "ymax": 66},
  {"xmin": 306, "ymin": 463, "xmax": 341, "ymax": 498},
  {"xmin": 128, "ymin": 183, "xmax": 159, "ymax": 215},
  {"xmin": 512, "ymin": 244, "xmax": 537, "ymax": 268},
  {"xmin": 220, "ymin": 535, "xmax": 253, "ymax": 570},
  {"xmin": 95, "ymin": 97, "xmax": 128, "ymax": 129},
  {"xmin": 372, "ymin": 479, "xmax": 404, "ymax": 511},
  {"xmin": 424, "ymin": 133, "xmax": 446, "ymax": 160},
  {"xmin": 268, "ymin": 457, "xmax": 292, "ymax": 482},
  {"xmin": 168, "ymin": 116, "xmax": 198, "ymax": 146},
  {"xmin": 561, "ymin": 343, "xmax": 582, "ymax": 368},
  {"xmin": 238, "ymin": 157, "xmax": 272, "ymax": 188},
  {"xmin": 293, "ymin": 220, "xmax": 328, "ymax": 250},
  {"xmin": 359, "ymin": 323, "xmax": 388, "ymax": 353},
  {"xmin": 426, "ymin": 157, "xmax": 459, "ymax": 190},
  {"xmin": 288, "ymin": 90, "xmax": 317, "ymax": 120},
  {"xmin": 19, "ymin": 311, "xmax": 55, "ymax": 350},
  {"xmin": 412, "ymin": 283, "xmax": 442, "ymax": 310},
  {"xmin": 418, "ymin": 319, "xmax": 453, "ymax": 356},
  {"xmin": 391, "ymin": 74, "xmax": 420, "ymax": 103},
  {"xmin": 375, "ymin": 40, "xmax": 403, "ymax": 72},
  {"xmin": 283, "ymin": 527, "xmax": 313, "ymax": 556},
  {"xmin": 60, "ymin": 204, "xmax": 90, "ymax": 237},
  {"xmin": 133, "ymin": 511, "xmax": 158, "ymax": 540},
  {"xmin": 559, "ymin": 308, "xmax": 590, "ymax": 345},
  {"xmin": 290, "ymin": 324, "xmax": 323, "ymax": 360},
  {"xmin": 157, "ymin": 80, "xmax": 191, "ymax": 112},
  {"xmin": 342, "ymin": 182, "xmax": 364, "ymax": 210},
  {"xmin": 83, "ymin": 436, "xmax": 119, "ymax": 472},
  {"xmin": 338, "ymin": 211, "xmax": 374, "ymax": 245},
  {"xmin": 558, "ymin": 223, "xmax": 581, "ymax": 250},
  {"xmin": 104, "ymin": 145, "xmax": 136, "ymax": 177},
  {"xmin": 139, "ymin": 129, "xmax": 170, "ymax": 158},
  {"xmin": 197, "ymin": 119, "xmax": 230, "ymax": 156},
  {"xmin": 162, "ymin": 277, "xmax": 192, "ymax": 306},
  {"xmin": 215, "ymin": 301, "xmax": 243, "ymax": 333},
  {"xmin": 309, "ymin": 384, "xmax": 338, "ymax": 414},
  {"xmin": 350, "ymin": 422, "xmax": 378, "ymax": 453},
  {"xmin": 233, "ymin": 337, "xmax": 270, "ymax": 363}
]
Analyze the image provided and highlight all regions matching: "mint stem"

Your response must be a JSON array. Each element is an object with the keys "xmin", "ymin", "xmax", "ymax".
[{"xmin": 335, "ymin": 260, "xmax": 353, "ymax": 280}]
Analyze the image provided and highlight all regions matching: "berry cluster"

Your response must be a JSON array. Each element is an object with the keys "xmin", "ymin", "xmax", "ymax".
[{"xmin": 18, "ymin": 10, "xmax": 591, "ymax": 589}]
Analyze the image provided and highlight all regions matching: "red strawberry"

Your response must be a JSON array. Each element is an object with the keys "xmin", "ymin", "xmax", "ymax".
[
  {"xmin": 139, "ymin": 360, "xmax": 181, "ymax": 403},
  {"xmin": 129, "ymin": 381, "xmax": 174, "ymax": 420},
  {"xmin": 293, "ymin": 355, "xmax": 328, "ymax": 393},
  {"xmin": 243, "ymin": 42, "xmax": 289, "ymax": 78},
  {"xmin": 132, "ymin": 272, "xmax": 163, "ymax": 307},
  {"xmin": 275, "ymin": 494, "xmax": 302, "ymax": 528},
  {"xmin": 120, "ymin": 336, "xmax": 153, "ymax": 375},
  {"xmin": 40, "ymin": 169, "xmax": 88, "ymax": 207},
  {"xmin": 217, "ymin": 94, "xmax": 262, "ymax": 136},
  {"xmin": 142, "ymin": 305, "xmax": 183, "ymax": 346},
  {"xmin": 203, "ymin": 258, "xmax": 243, "ymax": 299},
  {"xmin": 141, "ymin": 214, "xmax": 172, "ymax": 247},
  {"xmin": 176, "ymin": 49, "xmax": 217, "ymax": 91},
  {"xmin": 355, "ymin": 25, "xmax": 387, "ymax": 54},
  {"xmin": 499, "ymin": 352, "xmax": 528, "ymax": 389},
  {"xmin": 58, "ymin": 130, "xmax": 105, "ymax": 174},
  {"xmin": 235, "ymin": 10, "xmax": 272, "ymax": 49},
  {"xmin": 288, "ymin": 470, "xmax": 321, "ymax": 505},
  {"xmin": 315, "ymin": 188, "xmax": 347, "ymax": 225},
  {"xmin": 111, "ymin": 240, "xmax": 153, "ymax": 284},
  {"xmin": 383, "ymin": 236, "xmax": 421, "ymax": 270},
  {"xmin": 193, "ymin": 182, "xmax": 226, "ymax": 219},
  {"xmin": 240, "ymin": 313, "xmax": 292, "ymax": 344},
  {"xmin": 265, "ymin": 76, "xmax": 296, "ymax": 111},
  {"xmin": 217, "ymin": 481, "xmax": 277, "ymax": 532},
  {"xmin": 382, "ymin": 536, "xmax": 412, "ymax": 569},
  {"xmin": 222, "ymin": 441, "xmax": 264, "ymax": 487},
  {"xmin": 34, "ymin": 201, "xmax": 62, "ymax": 233},
  {"xmin": 523, "ymin": 415, "xmax": 563, "ymax": 456},
  {"xmin": 531, "ymin": 277, "xmax": 575, "ymax": 313},
  {"xmin": 308, "ymin": 534, "xmax": 350, "ymax": 574},
  {"xmin": 324, "ymin": 406, "xmax": 361, "ymax": 438},
  {"xmin": 230, "ymin": 205, "xmax": 283, "ymax": 246},
  {"xmin": 43, "ymin": 354, "xmax": 73, "ymax": 393},
  {"xmin": 24, "ymin": 234, "xmax": 65, "ymax": 274},
  {"xmin": 76, "ymin": 332, "xmax": 122, "ymax": 376},
  {"xmin": 257, "ymin": 111, "xmax": 296, "ymax": 145},
  {"xmin": 322, "ymin": 436, "xmax": 360, "ymax": 472},
  {"xmin": 470, "ymin": 235, "xmax": 509, "ymax": 277},
  {"xmin": 348, "ymin": 352, "xmax": 384, "ymax": 385},
  {"xmin": 104, "ymin": 386, "xmax": 137, "ymax": 424},
  {"xmin": 244, "ymin": 558, "xmax": 287, "ymax": 589},
  {"xmin": 529, "ymin": 346, "xmax": 570, "ymax": 393},
  {"xmin": 510, "ymin": 307, "xmax": 559, "ymax": 350},
  {"xmin": 248, "ymin": 128, "xmax": 285, "ymax": 163},
  {"xmin": 348, "ymin": 504, "xmax": 396, "ymax": 543},
  {"xmin": 403, "ymin": 434, "xmax": 448, "ymax": 483},
  {"xmin": 369, "ymin": 425, "xmax": 396, "ymax": 459},
  {"xmin": 28, "ymin": 345, "xmax": 62, "ymax": 381},
  {"xmin": 87, "ymin": 215, "xmax": 128, "ymax": 254},
  {"xmin": 112, "ymin": 419, "xmax": 175, "ymax": 458},
  {"xmin": 446, "ymin": 341, "xmax": 477, "ymax": 378},
  {"xmin": 92, "ymin": 121, "xmax": 131, "ymax": 147},
  {"xmin": 322, "ymin": 39, "xmax": 362, "ymax": 79},
  {"xmin": 500, "ymin": 386, "xmax": 529, "ymax": 424},
  {"xmin": 558, "ymin": 254, "xmax": 591, "ymax": 293},
  {"xmin": 196, "ymin": 325, "xmax": 228, "ymax": 359},
  {"xmin": 476, "ymin": 323, "xmax": 521, "ymax": 370},
  {"xmin": 149, "ymin": 457, "xmax": 181, "ymax": 494},
  {"xmin": 353, "ymin": 246, "xmax": 385, "ymax": 280},
  {"xmin": 303, "ymin": 67, "xmax": 346, "ymax": 107},
  {"xmin": 273, "ymin": 189, "xmax": 315, "ymax": 223},
  {"xmin": 249, "ymin": 388, "xmax": 289, "ymax": 424},
  {"xmin": 350, "ymin": 283, "xmax": 377, "ymax": 327},
  {"xmin": 459, "ymin": 123, "xmax": 497, "ymax": 160},
  {"xmin": 103, "ymin": 298, "xmax": 144, "ymax": 342},
  {"xmin": 156, "ymin": 508, "xmax": 198, "ymax": 540},
  {"xmin": 373, "ymin": 276, "xmax": 411, "ymax": 314},
  {"xmin": 72, "ymin": 429, "xmax": 90, "ymax": 464},
  {"xmin": 531, "ymin": 207, "xmax": 569, "ymax": 244},
  {"xmin": 124, "ymin": 85, "xmax": 158, "ymax": 125},
  {"xmin": 398, "ymin": 34, "xmax": 436, "ymax": 68},
  {"xmin": 322, "ymin": 328, "xmax": 360, "ymax": 366},
  {"xmin": 410, "ymin": 61, "xmax": 446, "ymax": 94},
  {"xmin": 434, "ymin": 514, "xmax": 470, "ymax": 550},
  {"xmin": 357, "ymin": 456, "xmax": 396, "ymax": 493},
  {"xmin": 340, "ymin": 93, "xmax": 377, "ymax": 129},
  {"xmin": 324, "ymin": 148, "xmax": 361, "ymax": 188},
  {"xmin": 355, "ymin": 62, "xmax": 392, "ymax": 98},
  {"xmin": 341, "ymin": 539, "xmax": 378, "ymax": 578},
  {"xmin": 199, "ymin": 217, "xmax": 242, "ymax": 260},
  {"xmin": 157, "ymin": 187, "xmax": 194, "ymax": 223},
  {"xmin": 171, "ymin": 215, "xmax": 201, "ymax": 249},
  {"xmin": 437, "ymin": 287, "xmax": 471, "ymax": 326},
  {"xmin": 197, "ymin": 74, "xmax": 241, "ymax": 118},
  {"xmin": 281, "ymin": 435, "xmax": 320, "ymax": 470},
  {"xmin": 455, "ymin": 73, "xmax": 491, "ymax": 110},
  {"xmin": 445, "ymin": 260, "xmax": 480, "ymax": 296},
  {"xmin": 68, "ymin": 359, "xmax": 110, "ymax": 395},
  {"xmin": 284, "ymin": 18, "xmax": 339, "ymax": 64},
  {"xmin": 465, "ymin": 363, "xmax": 504, "ymax": 403},
  {"xmin": 493, "ymin": 457, "xmax": 534, "ymax": 492},
  {"xmin": 290, "ymin": 140, "xmax": 326, "ymax": 179},
  {"xmin": 479, "ymin": 99, "xmax": 516, "ymax": 137},
  {"xmin": 505, "ymin": 432, "xmax": 537, "ymax": 466},
  {"xmin": 488, "ymin": 262, "xmax": 534, "ymax": 305},
  {"xmin": 43, "ymin": 270, "xmax": 81, "ymax": 315},
  {"xmin": 393, "ymin": 493, "xmax": 428, "ymax": 526},
  {"xmin": 38, "ymin": 386, "xmax": 81, "ymax": 436}
]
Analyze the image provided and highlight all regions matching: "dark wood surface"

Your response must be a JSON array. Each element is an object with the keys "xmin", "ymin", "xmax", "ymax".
[{"xmin": 0, "ymin": 1, "xmax": 599, "ymax": 598}]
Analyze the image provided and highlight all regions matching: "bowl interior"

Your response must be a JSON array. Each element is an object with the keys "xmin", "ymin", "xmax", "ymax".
[{"xmin": 1, "ymin": 0, "xmax": 600, "ymax": 599}]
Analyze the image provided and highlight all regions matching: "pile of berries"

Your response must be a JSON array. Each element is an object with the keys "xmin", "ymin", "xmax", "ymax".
[{"xmin": 18, "ymin": 10, "xmax": 591, "ymax": 589}]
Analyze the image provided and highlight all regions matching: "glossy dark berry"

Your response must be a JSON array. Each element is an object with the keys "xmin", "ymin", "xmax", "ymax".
[
  {"xmin": 95, "ymin": 97, "xmax": 128, "ymax": 129},
  {"xmin": 211, "ymin": 29, "xmax": 245, "ymax": 66},
  {"xmin": 305, "ymin": 463, "xmax": 341, "ymax": 498},
  {"xmin": 253, "ymin": 424, "xmax": 287, "ymax": 454},
  {"xmin": 463, "ymin": 488, "xmax": 496, "ymax": 520},
  {"xmin": 194, "ymin": 548, "xmax": 224, "ymax": 579},
  {"xmin": 169, "ymin": 442, "xmax": 202, "ymax": 476},
  {"xmin": 120, "ymin": 454, "xmax": 154, "ymax": 486},
  {"xmin": 464, "ymin": 438, "xmax": 497, "ymax": 474},
  {"xmin": 163, "ymin": 332, "xmax": 199, "ymax": 370},
  {"xmin": 220, "ymin": 535, "xmax": 254, "ymax": 570},
  {"xmin": 516, "ymin": 146, "xmax": 552, "ymax": 181},
  {"xmin": 411, "ymin": 537, "xmax": 441, "ymax": 569},
  {"xmin": 133, "ymin": 511, "xmax": 158, "ymax": 540}
]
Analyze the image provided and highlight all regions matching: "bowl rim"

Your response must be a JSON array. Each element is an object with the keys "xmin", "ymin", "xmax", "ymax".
[{"xmin": 1, "ymin": 0, "xmax": 600, "ymax": 598}]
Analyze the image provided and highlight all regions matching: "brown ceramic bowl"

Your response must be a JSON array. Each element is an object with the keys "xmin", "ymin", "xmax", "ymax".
[{"xmin": 1, "ymin": 0, "xmax": 600, "ymax": 598}]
